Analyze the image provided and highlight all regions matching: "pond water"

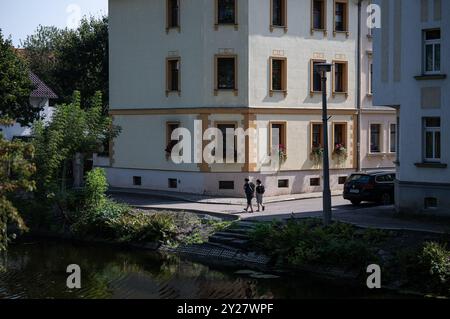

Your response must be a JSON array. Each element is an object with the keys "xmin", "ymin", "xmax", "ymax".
[{"xmin": 0, "ymin": 240, "xmax": 406, "ymax": 299}]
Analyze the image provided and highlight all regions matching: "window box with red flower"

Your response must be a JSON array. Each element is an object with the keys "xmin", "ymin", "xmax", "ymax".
[{"xmin": 333, "ymin": 143, "xmax": 348, "ymax": 163}]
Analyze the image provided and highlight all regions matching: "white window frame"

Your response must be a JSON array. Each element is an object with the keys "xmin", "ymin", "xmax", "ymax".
[
  {"xmin": 389, "ymin": 123, "xmax": 396, "ymax": 154},
  {"xmin": 369, "ymin": 123, "xmax": 383, "ymax": 154},
  {"xmin": 423, "ymin": 29, "xmax": 441, "ymax": 75},
  {"xmin": 366, "ymin": 51, "xmax": 373, "ymax": 96},
  {"xmin": 423, "ymin": 118, "xmax": 441, "ymax": 162}
]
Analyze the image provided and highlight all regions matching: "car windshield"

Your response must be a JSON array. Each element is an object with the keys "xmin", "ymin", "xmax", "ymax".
[{"xmin": 347, "ymin": 174, "xmax": 371, "ymax": 183}]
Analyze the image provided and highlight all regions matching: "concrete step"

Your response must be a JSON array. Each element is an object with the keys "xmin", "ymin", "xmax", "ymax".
[
  {"xmin": 202, "ymin": 242, "xmax": 239, "ymax": 252},
  {"xmin": 214, "ymin": 231, "xmax": 250, "ymax": 240},
  {"xmin": 224, "ymin": 228, "xmax": 252, "ymax": 235},
  {"xmin": 209, "ymin": 234, "xmax": 249, "ymax": 249},
  {"xmin": 229, "ymin": 221, "xmax": 259, "ymax": 230}
]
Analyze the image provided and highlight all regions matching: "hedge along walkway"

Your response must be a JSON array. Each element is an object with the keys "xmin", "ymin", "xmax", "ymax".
[{"xmin": 111, "ymin": 192, "xmax": 450, "ymax": 235}]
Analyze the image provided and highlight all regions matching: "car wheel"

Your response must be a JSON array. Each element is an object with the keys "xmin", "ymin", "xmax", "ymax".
[
  {"xmin": 380, "ymin": 193, "xmax": 391, "ymax": 205},
  {"xmin": 351, "ymin": 200, "xmax": 361, "ymax": 206}
]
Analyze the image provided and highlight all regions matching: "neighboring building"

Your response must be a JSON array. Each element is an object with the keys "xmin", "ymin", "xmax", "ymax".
[
  {"xmin": 359, "ymin": 1, "xmax": 397, "ymax": 171},
  {"xmin": 0, "ymin": 71, "xmax": 58, "ymax": 141},
  {"xmin": 106, "ymin": 0, "xmax": 395, "ymax": 196},
  {"xmin": 373, "ymin": 0, "xmax": 449, "ymax": 214}
]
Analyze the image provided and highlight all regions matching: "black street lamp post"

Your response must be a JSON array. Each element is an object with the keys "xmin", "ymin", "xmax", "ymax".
[{"xmin": 315, "ymin": 63, "xmax": 333, "ymax": 225}]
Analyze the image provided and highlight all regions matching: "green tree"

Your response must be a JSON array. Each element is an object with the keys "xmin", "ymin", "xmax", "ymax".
[
  {"xmin": 22, "ymin": 17, "xmax": 109, "ymax": 111},
  {"xmin": 0, "ymin": 30, "xmax": 36, "ymax": 125},
  {"xmin": 32, "ymin": 90, "xmax": 119, "ymax": 196},
  {"xmin": 0, "ymin": 119, "xmax": 35, "ymax": 252},
  {"xmin": 18, "ymin": 26, "xmax": 61, "ymax": 90}
]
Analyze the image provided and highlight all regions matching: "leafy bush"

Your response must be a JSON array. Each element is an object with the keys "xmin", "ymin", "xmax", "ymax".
[
  {"xmin": 71, "ymin": 199, "xmax": 129, "ymax": 238},
  {"xmin": 393, "ymin": 241, "xmax": 450, "ymax": 295},
  {"xmin": 419, "ymin": 242, "xmax": 450, "ymax": 290},
  {"xmin": 71, "ymin": 168, "xmax": 177, "ymax": 244},
  {"xmin": 71, "ymin": 168, "xmax": 127, "ymax": 238},
  {"xmin": 250, "ymin": 219, "xmax": 384, "ymax": 269},
  {"xmin": 84, "ymin": 168, "xmax": 108, "ymax": 209},
  {"xmin": 112, "ymin": 212, "xmax": 177, "ymax": 243},
  {"xmin": 72, "ymin": 200, "xmax": 177, "ymax": 244}
]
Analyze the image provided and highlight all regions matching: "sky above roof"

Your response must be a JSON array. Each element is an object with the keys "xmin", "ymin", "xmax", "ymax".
[{"xmin": 0, "ymin": 0, "xmax": 108, "ymax": 47}]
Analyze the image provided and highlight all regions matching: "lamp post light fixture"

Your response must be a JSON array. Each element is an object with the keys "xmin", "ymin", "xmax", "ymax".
[{"xmin": 315, "ymin": 63, "xmax": 333, "ymax": 226}]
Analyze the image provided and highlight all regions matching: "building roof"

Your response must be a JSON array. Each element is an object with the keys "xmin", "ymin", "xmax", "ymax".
[{"xmin": 29, "ymin": 71, "xmax": 58, "ymax": 99}]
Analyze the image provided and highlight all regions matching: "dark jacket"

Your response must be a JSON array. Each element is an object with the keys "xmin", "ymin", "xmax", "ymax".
[
  {"xmin": 244, "ymin": 182, "xmax": 255, "ymax": 197},
  {"xmin": 256, "ymin": 185, "xmax": 265, "ymax": 194}
]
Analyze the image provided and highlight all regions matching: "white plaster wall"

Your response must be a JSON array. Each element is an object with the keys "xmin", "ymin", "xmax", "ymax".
[
  {"xmin": 360, "ymin": 112, "xmax": 396, "ymax": 170},
  {"xmin": 106, "ymin": 167, "xmax": 207, "ymax": 194},
  {"xmin": 112, "ymin": 112, "xmax": 356, "ymax": 172},
  {"xmin": 0, "ymin": 98, "xmax": 51, "ymax": 141},
  {"xmin": 107, "ymin": 0, "xmax": 406, "ymax": 196},
  {"xmin": 372, "ymin": 0, "xmax": 403, "ymax": 107},
  {"xmin": 248, "ymin": 0, "xmax": 358, "ymax": 109},
  {"xmin": 109, "ymin": 0, "xmax": 249, "ymax": 110},
  {"xmin": 373, "ymin": 0, "xmax": 450, "ymax": 184},
  {"xmin": 106, "ymin": 166, "xmax": 353, "ymax": 197},
  {"xmin": 361, "ymin": 0, "xmax": 375, "ymax": 108},
  {"xmin": 112, "ymin": 114, "xmax": 200, "ymax": 171},
  {"xmin": 255, "ymin": 114, "xmax": 355, "ymax": 171},
  {"xmin": 109, "ymin": 0, "xmax": 367, "ymax": 111},
  {"xmin": 207, "ymin": 113, "xmax": 246, "ymax": 173}
]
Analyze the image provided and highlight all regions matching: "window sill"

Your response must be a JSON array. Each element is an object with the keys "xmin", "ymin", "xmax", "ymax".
[
  {"xmin": 214, "ymin": 89, "xmax": 238, "ymax": 96},
  {"xmin": 166, "ymin": 90, "xmax": 181, "ymax": 97},
  {"xmin": 310, "ymin": 90, "xmax": 322, "ymax": 97},
  {"xmin": 165, "ymin": 26, "xmax": 181, "ymax": 34},
  {"xmin": 333, "ymin": 30, "xmax": 349, "ymax": 38},
  {"xmin": 270, "ymin": 90, "xmax": 288, "ymax": 97},
  {"xmin": 270, "ymin": 25, "xmax": 288, "ymax": 33},
  {"xmin": 332, "ymin": 91, "xmax": 348, "ymax": 98},
  {"xmin": 214, "ymin": 23, "xmax": 238, "ymax": 31},
  {"xmin": 414, "ymin": 74, "xmax": 447, "ymax": 81},
  {"xmin": 311, "ymin": 28, "xmax": 327, "ymax": 35},
  {"xmin": 415, "ymin": 162, "xmax": 448, "ymax": 169},
  {"xmin": 366, "ymin": 93, "xmax": 373, "ymax": 97},
  {"xmin": 367, "ymin": 152, "xmax": 394, "ymax": 157}
]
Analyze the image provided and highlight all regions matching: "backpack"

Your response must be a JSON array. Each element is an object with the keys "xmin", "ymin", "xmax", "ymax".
[
  {"xmin": 257, "ymin": 185, "xmax": 265, "ymax": 194},
  {"xmin": 245, "ymin": 182, "xmax": 255, "ymax": 196},
  {"xmin": 249, "ymin": 182, "xmax": 255, "ymax": 194}
]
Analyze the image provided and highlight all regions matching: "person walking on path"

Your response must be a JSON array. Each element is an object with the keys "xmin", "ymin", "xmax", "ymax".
[
  {"xmin": 243, "ymin": 178, "xmax": 255, "ymax": 213},
  {"xmin": 255, "ymin": 179, "xmax": 265, "ymax": 212}
]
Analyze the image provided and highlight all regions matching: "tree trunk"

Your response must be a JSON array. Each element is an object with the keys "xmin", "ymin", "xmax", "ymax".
[
  {"xmin": 72, "ymin": 153, "xmax": 84, "ymax": 188},
  {"xmin": 61, "ymin": 159, "xmax": 67, "ymax": 193}
]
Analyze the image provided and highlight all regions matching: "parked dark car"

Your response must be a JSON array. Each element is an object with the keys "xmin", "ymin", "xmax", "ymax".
[{"xmin": 343, "ymin": 171, "xmax": 396, "ymax": 206}]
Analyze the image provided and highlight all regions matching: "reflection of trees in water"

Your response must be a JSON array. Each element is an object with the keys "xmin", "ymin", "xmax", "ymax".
[
  {"xmin": 0, "ymin": 241, "xmax": 118, "ymax": 298},
  {"xmin": 193, "ymin": 277, "xmax": 258, "ymax": 299},
  {"xmin": 0, "ymin": 241, "xmax": 280, "ymax": 299},
  {"xmin": 0, "ymin": 252, "xmax": 5, "ymax": 272}
]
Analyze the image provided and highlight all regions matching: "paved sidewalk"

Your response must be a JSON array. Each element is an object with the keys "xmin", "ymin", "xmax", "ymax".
[
  {"xmin": 111, "ymin": 192, "xmax": 450, "ymax": 234},
  {"xmin": 109, "ymin": 187, "xmax": 342, "ymax": 205}
]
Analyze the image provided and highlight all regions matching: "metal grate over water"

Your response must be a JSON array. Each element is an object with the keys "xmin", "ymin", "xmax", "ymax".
[{"xmin": 161, "ymin": 245, "xmax": 270, "ymax": 265}]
